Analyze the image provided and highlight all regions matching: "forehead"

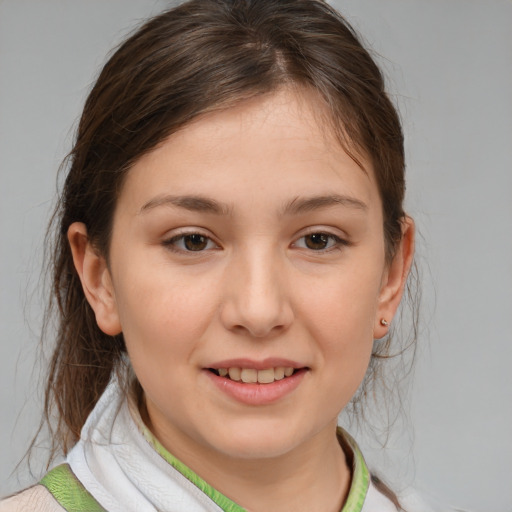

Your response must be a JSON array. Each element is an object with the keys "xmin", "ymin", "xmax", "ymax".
[{"xmin": 119, "ymin": 88, "xmax": 380, "ymax": 215}]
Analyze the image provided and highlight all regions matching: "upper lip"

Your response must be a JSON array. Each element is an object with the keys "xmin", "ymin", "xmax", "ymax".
[{"xmin": 206, "ymin": 358, "xmax": 307, "ymax": 370}]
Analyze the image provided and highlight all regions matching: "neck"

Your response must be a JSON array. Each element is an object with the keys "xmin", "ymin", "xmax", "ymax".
[
  {"xmin": 145, "ymin": 415, "xmax": 351, "ymax": 512},
  {"xmin": 213, "ymin": 432, "xmax": 351, "ymax": 512}
]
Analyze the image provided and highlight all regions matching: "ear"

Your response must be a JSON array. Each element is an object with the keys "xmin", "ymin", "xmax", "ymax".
[
  {"xmin": 374, "ymin": 217, "xmax": 415, "ymax": 339},
  {"xmin": 67, "ymin": 222, "xmax": 122, "ymax": 336}
]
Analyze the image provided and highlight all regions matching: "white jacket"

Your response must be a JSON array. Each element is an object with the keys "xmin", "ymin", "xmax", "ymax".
[{"xmin": 0, "ymin": 380, "xmax": 400, "ymax": 512}]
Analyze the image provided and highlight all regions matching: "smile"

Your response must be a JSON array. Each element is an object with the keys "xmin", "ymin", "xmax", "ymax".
[
  {"xmin": 206, "ymin": 366, "xmax": 308, "ymax": 405},
  {"xmin": 210, "ymin": 367, "xmax": 297, "ymax": 384}
]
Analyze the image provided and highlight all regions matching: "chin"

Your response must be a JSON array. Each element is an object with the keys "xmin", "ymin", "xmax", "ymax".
[
  {"xmin": 199, "ymin": 418, "xmax": 315, "ymax": 461},
  {"xmin": 218, "ymin": 437, "xmax": 299, "ymax": 460}
]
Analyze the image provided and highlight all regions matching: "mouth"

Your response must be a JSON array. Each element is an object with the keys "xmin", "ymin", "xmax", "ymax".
[{"xmin": 208, "ymin": 366, "xmax": 301, "ymax": 384}]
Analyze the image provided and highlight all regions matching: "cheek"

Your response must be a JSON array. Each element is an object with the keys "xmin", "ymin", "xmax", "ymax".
[
  {"xmin": 298, "ymin": 265, "xmax": 381, "ymax": 392},
  {"xmin": 301, "ymin": 265, "xmax": 382, "ymax": 340},
  {"xmin": 112, "ymin": 262, "xmax": 219, "ymax": 367}
]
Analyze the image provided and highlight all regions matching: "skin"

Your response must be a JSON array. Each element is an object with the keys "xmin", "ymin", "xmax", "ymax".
[{"xmin": 69, "ymin": 88, "xmax": 414, "ymax": 512}]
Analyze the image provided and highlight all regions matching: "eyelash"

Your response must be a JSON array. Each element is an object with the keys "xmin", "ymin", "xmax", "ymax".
[{"xmin": 162, "ymin": 231, "xmax": 348, "ymax": 254}]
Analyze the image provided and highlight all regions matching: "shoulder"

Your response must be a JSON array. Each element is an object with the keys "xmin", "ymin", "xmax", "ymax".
[
  {"xmin": 0, "ymin": 485, "xmax": 65, "ymax": 512},
  {"xmin": 0, "ymin": 463, "xmax": 105, "ymax": 512}
]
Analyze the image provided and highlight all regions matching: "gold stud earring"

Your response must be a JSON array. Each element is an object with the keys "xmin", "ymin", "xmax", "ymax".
[{"xmin": 380, "ymin": 318, "xmax": 389, "ymax": 327}]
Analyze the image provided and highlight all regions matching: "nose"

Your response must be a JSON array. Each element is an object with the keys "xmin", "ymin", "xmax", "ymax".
[{"xmin": 220, "ymin": 246, "xmax": 294, "ymax": 338}]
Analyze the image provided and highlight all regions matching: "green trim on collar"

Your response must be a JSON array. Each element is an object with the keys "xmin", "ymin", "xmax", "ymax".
[
  {"xmin": 338, "ymin": 428, "xmax": 370, "ymax": 512},
  {"xmin": 40, "ymin": 463, "xmax": 107, "ymax": 512},
  {"xmin": 140, "ymin": 423, "xmax": 246, "ymax": 512},
  {"xmin": 140, "ymin": 422, "xmax": 370, "ymax": 512}
]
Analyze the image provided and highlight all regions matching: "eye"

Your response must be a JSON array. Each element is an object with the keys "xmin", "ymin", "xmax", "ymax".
[
  {"xmin": 293, "ymin": 232, "xmax": 345, "ymax": 251},
  {"xmin": 163, "ymin": 233, "xmax": 218, "ymax": 252}
]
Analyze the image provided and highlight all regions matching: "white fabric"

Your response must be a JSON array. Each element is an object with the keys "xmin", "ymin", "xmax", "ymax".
[
  {"xmin": 0, "ymin": 485, "xmax": 65, "ymax": 512},
  {"xmin": 66, "ymin": 379, "xmax": 400, "ymax": 512},
  {"xmin": 66, "ymin": 381, "xmax": 224, "ymax": 512},
  {"xmin": 1, "ymin": 379, "xmax": 404, "ymax": 511}
]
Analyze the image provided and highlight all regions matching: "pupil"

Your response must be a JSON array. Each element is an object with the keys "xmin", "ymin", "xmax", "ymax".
[
  {"xmin": 306, "ymin": 233, "xmax": 328, "ymax": 250},
  {"xmin": 184, "ymin": 234, "xmax": 207, "ymax": 251}
]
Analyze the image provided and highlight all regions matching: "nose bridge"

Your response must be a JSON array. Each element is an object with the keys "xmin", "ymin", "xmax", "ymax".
[{"xmin": 221, "ymin": 241, "xmax": 293, "ymax": 337}]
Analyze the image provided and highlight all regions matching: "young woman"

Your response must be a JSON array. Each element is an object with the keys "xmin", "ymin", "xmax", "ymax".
[{"xmin": 1, "ymin": 1, "xmax": 417, "ymax": 510}]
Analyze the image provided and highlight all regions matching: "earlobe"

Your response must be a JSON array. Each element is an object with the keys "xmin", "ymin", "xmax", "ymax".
[
  {"xmin": 374, "ymin": 217, "xmax": 415, "ymax": 339},
  {"xmin": 67, "ymin": 222, "xmax": 122, "ymax": 336}
]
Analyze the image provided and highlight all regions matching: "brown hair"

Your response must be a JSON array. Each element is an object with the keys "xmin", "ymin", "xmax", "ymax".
[{"xmin": 41, "ymin": 1, "xmax": 415, "ymax": 501}]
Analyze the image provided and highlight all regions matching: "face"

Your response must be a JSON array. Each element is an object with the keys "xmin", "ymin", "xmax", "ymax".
[{"xmin": 78, "ymin": 89, "xmax": 409, "ymax": 468}]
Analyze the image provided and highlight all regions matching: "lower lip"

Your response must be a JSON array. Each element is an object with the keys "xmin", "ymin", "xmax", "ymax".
[{"xmin": 205, "ymin": 369, "xmax": 307, "ymax": 406}]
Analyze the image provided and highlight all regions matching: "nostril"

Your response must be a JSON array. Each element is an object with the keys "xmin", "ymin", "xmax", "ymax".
[{"xmin": 231, "ymin": 321, "xmax": 289, "ymax": 339}]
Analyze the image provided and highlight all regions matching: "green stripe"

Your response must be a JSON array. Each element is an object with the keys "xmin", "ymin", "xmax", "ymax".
[
  {"xmin": 140, "ymin": 423, "xmax": 246, "ymax": 512},
  {"xmin": 40, "ymin": 430, "xmax": 369, "ymax": 512},
  {"xmin": 339, "ymin": 428, "xmax": 370, "ymax": 512},
  {"xmin": 40, "ymin": 464, "xmax": 107, "ymax": 512},
  {"xmin": 141, "ymin": 423, "xmax": 369, "ymax": 512}
]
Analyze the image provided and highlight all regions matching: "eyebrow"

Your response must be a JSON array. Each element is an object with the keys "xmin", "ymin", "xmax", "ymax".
[
  {"xmin": 282, "ymin": 194, "xmax": 368, "ymax": 215},
  {"xmin": 139, "ymin": 193, "xmax": 367, "ymax": 216},
  {"xmin": 140, "ymin": 195, "xmax": 232, "ymax": 215}
]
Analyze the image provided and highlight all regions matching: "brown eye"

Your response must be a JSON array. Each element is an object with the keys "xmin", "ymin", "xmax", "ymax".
[
  {"xmin": 293, "ymin": 232, "xmax": 344, "ymax": 252},
  {"xmin": 183, "ymin": 234, "xmax": 209, "ymax": 251},
  {"xmin": 164, "ymin": 233, "xmax": 217, "ymax": 252},
  {"xmin": 304, "ymin": 233, "xmax": 330, "ymax": 250}
]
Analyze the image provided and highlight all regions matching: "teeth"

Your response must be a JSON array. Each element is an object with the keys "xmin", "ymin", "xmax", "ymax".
[
  {"xmin": 274, "ymin": 367, "xmax": 285, "ymax": 380},
  {"xmin": 257, "ymin": 368, "xmax": 274, "ymax": 384},
  {"xmin": 228, "ymin": 367, "xmax": 241, "ymax": 381},
  {"xmin": 217, "ymin": 366, "xmax": 296, "ymax": 383},
  {"xmin": 241, "ymin": 369, "xmax": 258, "ymax": 383}
]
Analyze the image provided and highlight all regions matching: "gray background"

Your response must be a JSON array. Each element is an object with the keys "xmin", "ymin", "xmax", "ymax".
[{"xmin": 1, "ymin": 1, "xmax": 511, "ymax": 510}]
